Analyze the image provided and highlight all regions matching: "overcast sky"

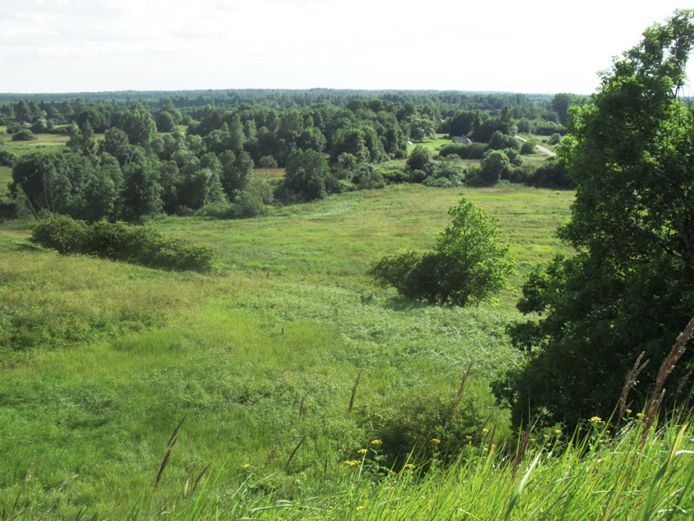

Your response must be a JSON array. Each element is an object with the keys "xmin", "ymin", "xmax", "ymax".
[{"xmin": 1, "ymin": 0, "xmax": 692, "ymax": 95}]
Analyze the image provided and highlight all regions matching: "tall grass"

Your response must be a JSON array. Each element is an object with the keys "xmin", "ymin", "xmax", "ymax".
[{"xmin": 112, "ymin": 416, "xmax": 692, "ymax": 520}]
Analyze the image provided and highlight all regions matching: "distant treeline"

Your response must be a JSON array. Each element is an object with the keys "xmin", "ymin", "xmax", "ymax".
[{"xmin": 1, "ymin": 90, "xmax": 578, "ymax": 222}]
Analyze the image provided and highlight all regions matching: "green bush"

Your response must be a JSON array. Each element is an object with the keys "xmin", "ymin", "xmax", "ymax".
[
  {"xmin": 12, "ymin": 128, "xmax": 34, "ymax": 141},
  {"xmin": 375, "ymin": 162, "xmax": 408, "ymax": 184},
  {"xmin": 370, "ymin": 198, "xmax": 513, "ymax": 306},
  {"xmin": 520, "ymin": 140, "xmax": 537, "ymax": 155},
  {"xmin": 439, "ymin": 143, "xmax": 486, "ymax": 160},
  {"xmin": 362, "ymin": 392, "xmax": 485, "ymax": 469},
  {"xmin": 31, "ymin": 216, "xmax": 213, "ymax": 272},
  {"xmin": 0, "ymin": 150, "xmax": 17, "ymax": 167},
  {"xmin": 466, "ymin": 150, "xmax": 510, "ymax": 186}
]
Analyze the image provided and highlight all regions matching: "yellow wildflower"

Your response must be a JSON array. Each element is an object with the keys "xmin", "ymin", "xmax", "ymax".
[
  {"xmin": 357, "ymin": 448, "xmax": 368, "ymax": 455},
  {"xmin": 636, "ymin": 412, "xmax": 645, "ymax": 420},
  {"xmin": 370, "ymin": 439, "xmax": 383, "ymax": 446},
  {"xmin": 356, "ymin": 505, "xmax": 366, "ymax": 512},
  {"xmin": 482, "ymin": 428, "xmax": 489, "ymax": 433},
  {"xmin": 431, "ymin": 438, "xmax": 441, "ymax": 445},
  {"xmin": 554, "ymin": 429, "xmax": 562, "ymax": 435},
  {"xmin": 241, "ymin": 463, "xmax": 251, "ymax": 470},
  {"xmin": 625, "ymin": 408, "xmax": 633, "ymax": 416},
  {"xmin": 344, "ymin": 459, "xmax": 361, "ymax": 467},
  {"xmin": 589, "ymin": 416, "xmax": 604, "ymax": 425},
  {"xmin": 403, "ymin": 463, "xmax": 415, "ymax": 471}
]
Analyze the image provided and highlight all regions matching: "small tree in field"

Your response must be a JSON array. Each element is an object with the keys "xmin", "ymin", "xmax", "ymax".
[{"xmin": 370, "ymin": 198, "xmax": 513, "ymax": 306}]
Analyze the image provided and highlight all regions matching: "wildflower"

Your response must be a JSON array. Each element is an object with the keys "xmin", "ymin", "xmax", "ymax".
[
  {"xmin": 344, "ymin": 459, "xmax": 361, "ymax": 467},
  {"xmin": 588, "ymin": 416, "xmax": 604, "ymax": 425},
  {"xmin": 636, "ymin": 412, "xmax": 645, "ymax": 420},
  {"xmin": 388, "ymin": 470, "xmax": 397, "ymax": 477},
  {"xmin": 370, "ymin": 439, "xmax": 383, "ymax": 446},
  {"xmin": 357, "ymin": 448, "xmax": 368, "ymax": 455},
  {"xmin": 625, "ymin": 408, "xmax": 633, "ymax": 416},
  {"xmin": 431, "ymin": 438, "xmax": 441, "ymax": 445},
  {"xmin": 554, "ymin": 429, "xmax": 562, "ymax": 435},
  {"xmin": 482, "ymin": 428, "xmax": 489, "ymax": 433},
  {"xmin": 403, "ymin": 463, "xmax": 415, "ymax": 471},
  {"xmin": 544, "ymin": 434, "xmax": 550, "ymax": 439},
  {"xmin": 241, "ymin": 463, "xmax": 251, "ymax": 470},
  {"xmin": 356, "ymin": 505, "xmax": 366, "ymax": 512}
]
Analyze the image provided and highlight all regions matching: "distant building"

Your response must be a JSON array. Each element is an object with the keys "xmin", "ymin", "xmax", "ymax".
[{"xmin": 452, "ymin": 135, "xmax": 472, "ymax": 145}]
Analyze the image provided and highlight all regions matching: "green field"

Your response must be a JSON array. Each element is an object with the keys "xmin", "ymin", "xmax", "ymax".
[
  {"xmin": 0, "ymin": 132, "xmax": 70, "ymax": 156},
  {"xmin": 407, "ymin": 134, "xmax": 455, "ymax": 155},
  {"xmin": 0, "ymin": 184, "xmax": 574, "ymax": 518}
]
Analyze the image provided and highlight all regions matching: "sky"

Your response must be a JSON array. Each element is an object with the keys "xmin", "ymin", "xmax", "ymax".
[{"xmin": 0, "ymin": 0, "xmax": 692, "ymax": 95}]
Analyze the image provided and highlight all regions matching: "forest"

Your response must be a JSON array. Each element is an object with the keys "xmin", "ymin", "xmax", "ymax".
[
  {"xmin": 0, "ymin": 88, "xmax": 572, "ymax": 222},
  {"xmin": 0, "ymin": 9, "xmax": 692, "ymax": 521}
]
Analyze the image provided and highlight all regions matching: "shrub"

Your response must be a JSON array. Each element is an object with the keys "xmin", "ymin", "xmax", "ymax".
[
  {"xmin": 375, "ymin": 162, "xmax": 408, "ymax": 184},
  {"xmin": 466, "ymin": 150, "xmax": 510, "ymax": 186},
  {"xmin": 230, "ymin": 189, "xmax": 267, "ymax": 218},
  {"xmin": 520, "ymin": 140, "xmax": 537, "ymax": 155},
  {"xmin": 353, "ymin": 164, "xmax": 386, "ymax": 190},
  {"xmin": 459, "ymin": 143, "xmax": 486, "ymax": 159},
  {"xmin": 438, "ymin": 143, "xmax": 465, "ymax": 158},
  {"xmin": 362, "ymin": 392, "xmax": 485, "ymax": 469},
  {"xmin": 406, "ymin": 145, "xmax": 436, "ymax": 177},
  {"xmin": 0, "ymin": 150, "xmax": 17, "ymax": 167},
  {"xmin": 548, "ymin": 133, "xmax": 562, "ymax": 145},
  {"xmin": 31, "ymin": 216, "xmax": 213, "ymax": 272},
  {"xmin": 526, "ymin": 159, "xmax": 573, "ymax": 188},
  {"xmin": 12, "ymin": 129, "xmax": 34, "ymax": 141},
  {"xmin": 487, "ymin": 131, "xmax": 519, "ymax": 151},
  {"xmin": 370, "ymin": 198, "xmax": 513, "ymax": 306},
  {"xmin": 428, "ymin": 156, "xmax": 466, "ymax": 186},
  {"xmin": 30, "ymin": 215, "xmax": 88, "ymax": 253},
  {"xmin": 258, "ymin": 155, "xmax": 278, "ymax": 168}
]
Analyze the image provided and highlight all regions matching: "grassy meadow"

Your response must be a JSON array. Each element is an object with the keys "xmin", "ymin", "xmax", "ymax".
[{"xmin": 0, "ymin": 183, "xmax": 579, "ymax": 518}]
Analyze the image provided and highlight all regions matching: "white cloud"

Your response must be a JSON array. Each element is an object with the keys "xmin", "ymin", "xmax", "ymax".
[{"xmin": 0, "ymin": 0, "xmax": 691, "ymax": 94}]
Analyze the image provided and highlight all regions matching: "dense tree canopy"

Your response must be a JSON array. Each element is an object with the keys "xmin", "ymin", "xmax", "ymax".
[{"xmin": 496, "ymin": 10, "xmax": 694, "ymax": 429}]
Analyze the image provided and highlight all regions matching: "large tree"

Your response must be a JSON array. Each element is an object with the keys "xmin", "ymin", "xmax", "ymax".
[{"xmin": 496, "ymin": 10, "xmax": 694, "ymax": 429}]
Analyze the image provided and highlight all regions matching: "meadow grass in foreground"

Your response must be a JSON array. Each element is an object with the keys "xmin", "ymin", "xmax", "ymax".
[
  {"xmin": 118, "ymin": 417, "xmax": 693, "ymax": 520},
  {"xmin": 0, "ymin": 185, "xmax": 579, "ymax": 518}
]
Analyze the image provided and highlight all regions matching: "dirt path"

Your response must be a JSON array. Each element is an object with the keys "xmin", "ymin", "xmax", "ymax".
[{"xmin": 516, "ymin": 135, "xmax": 556, "ymax": 157}]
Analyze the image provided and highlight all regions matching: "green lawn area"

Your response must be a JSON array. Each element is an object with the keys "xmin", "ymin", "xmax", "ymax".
[
  {"xmin": 407, "ymin": 133, "xmax": 454, "ymax": 155},
  {"xmin": 0, "ymin": 184, "xmax": 573, "ymax": 518},
  {"xmin": 0, "ymin": 132, "xmax": 70, "ymax": 157},
  {"xmin": 253, "ymin": 167, "xmax": 285, "ymax": 180}
]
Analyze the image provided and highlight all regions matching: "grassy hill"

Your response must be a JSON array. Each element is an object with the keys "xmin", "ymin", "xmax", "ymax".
[{"xmin": 0, "ymin": 184, "xmax": 580, "ymax": 518}]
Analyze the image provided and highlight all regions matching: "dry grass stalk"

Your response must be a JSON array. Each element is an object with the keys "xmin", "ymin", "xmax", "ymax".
[
  {"xmin": 191, "ymin": 464, "xmax": 210, "ymax": 495},
  {"xmin": 348, "ymin": 371, "xmax": 362, "ymax": 413},
  {"xmin": 641, "ymin": 314, "xmax": 694, "ymax": 445},
  {"xmin": 299, "ymin": 391, "xmax": 309, "ymax": 420},
  {"xmin": 285, "ymin": 435, "xmax": 308, "ymax": 469},
  {"xmin": 615, "ymin": 351, "xmax": 649, "ymax": 429},
  {"xmin": 155, "ymin": 418, "xmax": 185, "ymax": 487},
  {"xmin": 512, "ymin": 426, "xmax": 532, "ymax": 479},
  {"xmin": 451, "ymin": 363, "xmax": 473, "ymax": 422}
]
